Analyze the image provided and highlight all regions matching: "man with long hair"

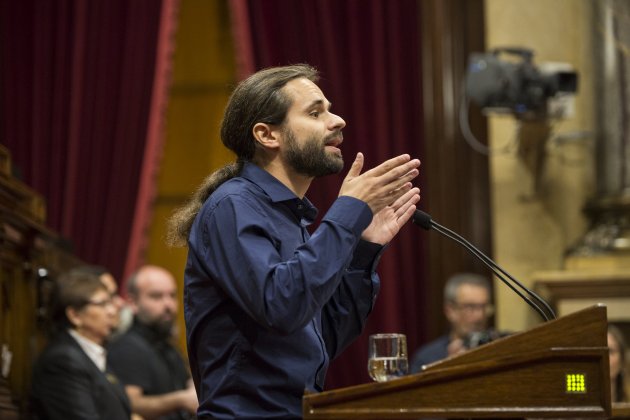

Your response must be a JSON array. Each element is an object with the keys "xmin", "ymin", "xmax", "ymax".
[{"xmin": 168, "ymin": 64, "xmax": 421, "ymax": 418}]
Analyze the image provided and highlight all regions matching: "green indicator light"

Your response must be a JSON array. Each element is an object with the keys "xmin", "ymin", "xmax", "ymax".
[{"xmin": 566, "ymin": 373, "xmax": 586, "ymax": 393}]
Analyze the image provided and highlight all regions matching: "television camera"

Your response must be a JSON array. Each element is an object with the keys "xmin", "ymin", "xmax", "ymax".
[{"xmin": 465, "ymin": 47, "xmax": 578, "ymax": 118}]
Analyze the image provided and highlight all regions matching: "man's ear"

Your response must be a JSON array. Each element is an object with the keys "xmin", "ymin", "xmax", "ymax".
[
  {"xmin": 128, "ymin": 297, "xmax": 140, "ymax": 315},
  {"xmin": 252, "ymin": 122, "xmax": 281, "ymax": 150}
]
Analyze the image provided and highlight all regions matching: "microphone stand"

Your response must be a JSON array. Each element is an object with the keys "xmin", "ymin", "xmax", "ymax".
[{"xmin": 413, "ymin": 210, "xmax": 556, "ymax": 322}]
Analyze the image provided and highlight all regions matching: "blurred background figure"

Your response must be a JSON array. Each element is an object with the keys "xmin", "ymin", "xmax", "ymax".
[
  {"xmin": 30, "ymin": 269, "xmax": 131, "ymax": 419},
  {"xmin": 411, "ymin": 273, "xmax": 496, "ymax": 373},
  {"xmin": 108, "ymin": 265, "xmax": 197, "ymax": 419},
  {"xmin": 608, "ymin": 324, "xmax": 628, "ymax": 403},
  {"xmin": 69, "ymin": 265, "xmax": 133, "ymax": 337}
]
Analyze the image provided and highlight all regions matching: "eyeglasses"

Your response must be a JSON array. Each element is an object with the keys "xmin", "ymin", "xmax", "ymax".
[
  {"xmin": 86, "ymin": 299, "xmax": 114, "ymax": 308},
  {"xmin": 452, "ymin": 302, "xmax": 494, "ymax": 316}
]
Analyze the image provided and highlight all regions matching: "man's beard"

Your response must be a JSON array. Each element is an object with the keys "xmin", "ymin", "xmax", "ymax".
[
  {"xmin": 139, "ymin": 313, "xmax": 175, "ymax": 338},
  {"xmin": 151, "ymin": 318, "xmax": 175, "ymax": 338},
  {"xmin": 283, "ymin": 128, "xmax": 344, "ymax": 177}
]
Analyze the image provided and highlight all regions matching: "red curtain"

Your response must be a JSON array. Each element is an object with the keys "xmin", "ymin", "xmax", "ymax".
[
  {"xmin": 0, "ymin": 0, "xmax": 178, "ymax": 283},
  {"xmin": 229, "ymin": 0, "xmax": 429, "ymax": 388}
]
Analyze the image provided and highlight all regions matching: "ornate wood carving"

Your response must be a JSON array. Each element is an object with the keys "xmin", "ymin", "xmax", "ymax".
[{"xmin": 0, "ymin": 145, "xmax": 81, "ymax": 417}]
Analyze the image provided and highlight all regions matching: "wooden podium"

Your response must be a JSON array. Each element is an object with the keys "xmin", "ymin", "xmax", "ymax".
[{"xmin": 303, "ymin": 305, "xmax": 611, "ymax": 419}]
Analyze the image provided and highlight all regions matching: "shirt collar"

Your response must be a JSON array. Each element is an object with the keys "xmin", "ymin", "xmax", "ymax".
[
  {"xmin": 68, "ymin": 328, "xmax": 107, "ymax": 372},
  {"xmin": 241, "ymin": 162, "xmax": 318, "ymax": 223}
]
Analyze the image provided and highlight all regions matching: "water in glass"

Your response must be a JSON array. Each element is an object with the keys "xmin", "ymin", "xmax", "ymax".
[{"xmin": 367, "ymin": 333, "xmax": 408, "ymax": 382}]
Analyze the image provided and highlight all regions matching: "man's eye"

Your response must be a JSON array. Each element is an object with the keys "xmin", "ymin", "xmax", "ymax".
[{"xmin": 310, "ymin": 111, "xmax": 319, "ymax": 118}]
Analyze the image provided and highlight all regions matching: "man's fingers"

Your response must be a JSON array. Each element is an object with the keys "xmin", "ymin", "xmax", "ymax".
[
  {"xmin": 387, "ymin": 183, "xmax": 414, "ymax": 206},
  {"xmin": 390, "ymin": 200, "xmax": 419, "ymax": 227},
  {"xmin": 395, "ymin": 168, "xmax": 420, "ymax": 187},
  {"xmin": 391, "ymin": 187, "xmax": 421, "ymax": 214},
  {"xmin": 396, "ymin": 193, "xmax": 421, "ymax": 220},
  {"xmin": 370, "ymin": 159, "xmax": 421, "ymax": 187},
  {"xmin": 341, "ymin": 153, "xmax": 421, "ymax": 215},
  {"xmin": 364, "ymin": 154, "xmax": 412, "ymax": 177},
  {"xmin": 344, "ymin": 152, "xmax": 364, "ymax": 180}
]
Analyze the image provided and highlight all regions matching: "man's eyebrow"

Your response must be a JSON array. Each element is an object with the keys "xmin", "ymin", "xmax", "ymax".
[{"xmin": 304, "ymin": 99, "xmax": 332, "ymax": 110}]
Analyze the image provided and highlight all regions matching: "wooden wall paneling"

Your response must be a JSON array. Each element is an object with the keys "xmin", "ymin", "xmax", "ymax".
[
  {"xmin": 420, "ymin": 0, "xmax": 491, "ymax": 339},
  {"xmin": 0, "ymin": 146, "xmax": 82, "ymax": 416}
]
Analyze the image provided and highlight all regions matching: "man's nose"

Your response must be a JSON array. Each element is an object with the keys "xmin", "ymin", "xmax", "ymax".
[
  {"xmin": 164, "ymin": 296, "xmax": 178, "ymax": 311},
  {"xmin": 329, "ymin": 112, "xmax": 346, "ymax": 130}
]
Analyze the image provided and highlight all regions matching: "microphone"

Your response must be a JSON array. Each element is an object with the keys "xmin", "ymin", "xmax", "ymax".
[{"xmin": 412, "ymin": 210, "xmax": 555, "ymax": 322}]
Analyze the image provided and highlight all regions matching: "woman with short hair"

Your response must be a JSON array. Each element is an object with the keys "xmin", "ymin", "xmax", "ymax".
[{"xmin": 31, "ymin": 269, "xmax": 131, "ymax": 419}]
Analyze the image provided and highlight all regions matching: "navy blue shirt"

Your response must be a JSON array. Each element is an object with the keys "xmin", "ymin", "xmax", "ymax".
[{"xmin": 184, "ymin": 163, "xmax": 383, "ymax": 418}]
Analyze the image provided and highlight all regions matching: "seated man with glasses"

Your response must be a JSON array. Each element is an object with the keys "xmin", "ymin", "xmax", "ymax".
[{"xmin": 410, "ymin": 272, "xmax": 495, "ymax": 373}]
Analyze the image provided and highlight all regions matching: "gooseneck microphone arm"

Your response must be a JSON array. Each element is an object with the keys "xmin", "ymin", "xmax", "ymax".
[
  {"xmin": 432, "ymin": 219, "xmax": 555, "ymax": 321},
  {"xmin": 413, "ymin": 210, "xmax": 556, "ymax": 322},
  {"xmin": 433, "ymin": 221, "xmax": 550, "ymax": 320}
]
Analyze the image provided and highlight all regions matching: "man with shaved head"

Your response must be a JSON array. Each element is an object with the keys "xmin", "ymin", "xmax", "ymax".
[{"xmin": 107, "ymin": 265, "xmax": 198, "ymax": 420}]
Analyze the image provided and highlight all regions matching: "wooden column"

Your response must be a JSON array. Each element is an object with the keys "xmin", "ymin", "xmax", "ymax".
[
  {"xmin": 0, "ymin": 145, "xmax": 81, "ymax": 417},
  {"xmin": 419, "ymin": 0, "xmax": 492, "ymax": 339}
]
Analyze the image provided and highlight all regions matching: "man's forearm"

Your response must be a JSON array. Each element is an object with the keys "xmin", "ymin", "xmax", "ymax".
[{"xmin": 125, "ymin": 385, "xmax": 194, "ymax": 418}]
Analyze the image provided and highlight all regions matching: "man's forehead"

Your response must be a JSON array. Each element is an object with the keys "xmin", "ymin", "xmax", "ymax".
[
  {"xmin": 456, "ymin": 283, "xmax": 489, "ymax": 299},
  {"xmin": 137, "ymin": 271, "xmax": 176, "ymax": 291},
  {"xmin": 283, "ymin": 78, "xmax": 327, "ymax": 106}
]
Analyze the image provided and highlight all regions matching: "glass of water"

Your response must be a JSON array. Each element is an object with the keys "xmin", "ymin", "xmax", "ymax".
[{"xmin": 367, "ymin": 333, "xmax": 408, "ymax": 382}]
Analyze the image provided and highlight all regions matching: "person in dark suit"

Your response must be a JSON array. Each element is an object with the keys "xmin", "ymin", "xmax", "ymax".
[
  {"xmin": 31, "ymin": 269, "xmax": 131, "ymax": 419},
  {"xmin": 410, "ymin": 273, "xmax": 494, "ymax": 373}
]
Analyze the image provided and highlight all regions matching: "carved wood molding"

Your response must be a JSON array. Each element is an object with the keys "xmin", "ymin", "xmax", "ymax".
[
  {"xmin": 533, "ymin": 270, "xmax": 630, "ymax": 314},
  {"xmin": 0, "ymin": 145, "xmax": 46, "ymax": 226},
  {"xmin": 0, "ymin": 145, "xmax": 82, "ymax": 417}
]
